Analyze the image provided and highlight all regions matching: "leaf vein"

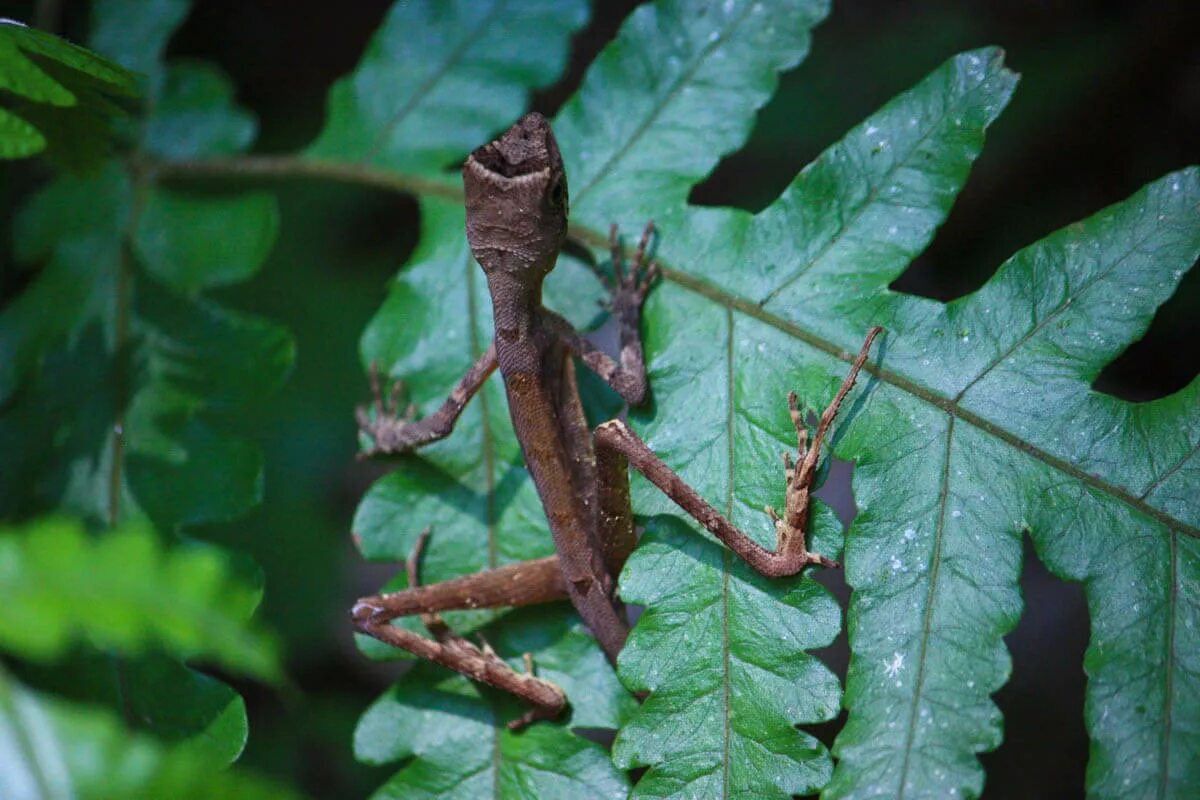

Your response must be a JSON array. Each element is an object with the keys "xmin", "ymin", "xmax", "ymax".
[
  {"xmin": 146, "ymin": 157, "xmax": 1200, "ymax": 542},
  {"xmin": 721, "ymin": 306, "xmax": 735, "ymax": 799},
  {"xmin": 1140, "ymin": 436, "xmax": 1200, "ymax": 500},
  {"xmin": 651, "ymin": 262, "xmax": 1200, "ymax": 540},
  {"xmin": 952, "ymin": 229, "xmax": 1159, "ymax": 403},
  {"xmin": 895, "ymin": 416, "xmax": 954, "ymax": 799},
  {"xmin": 757, "ymin": 73, "xmax": 996, "ymax": 306}
]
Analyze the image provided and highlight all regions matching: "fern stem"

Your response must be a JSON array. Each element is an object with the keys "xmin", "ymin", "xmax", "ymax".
[{"xmin": 143, "ymin": 155, "xmax": 462, "ymax": 201}]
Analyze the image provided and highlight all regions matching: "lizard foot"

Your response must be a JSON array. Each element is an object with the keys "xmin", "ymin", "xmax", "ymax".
[
  {"xmin": 355, "ymin": 362, "xmax": 419, "ymax": 457},
  {"xmin": 761, "ymin": 392, "xmax": 840, "ymax": 570},
  {"xmin": 603, "ymin": 221, "xmax": 659, "ymax": 314}
]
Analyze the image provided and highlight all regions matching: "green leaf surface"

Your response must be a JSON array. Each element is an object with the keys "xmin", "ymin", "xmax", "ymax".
[
  {"xmin": 334, "ymin": 1, "xmax": 636, "ymax": 793},
  {"xmin": 135, "ymin": 190, "xmax": 280, "ymax": 292},
  {"xmin": 560, "ymin": 39, "xmax": 1196, "ymax": 800},
  {"xmin": 0, "ymin": 20, "xmax": 135, "ymax": 104},
  {"xmin": 0, "ymin": 516, "xmax": 281, "ymax": 682},
  {"xmin": 18, "ymin": 648, "xmax": 250, "ymax": 768},
  {"xmin": 354, "ymin": 607, "xmax": 631, "ymax": 799},
  {"xmin": 613, "ymin": 509, "xmax": 844, "ymax": 798},
  {"xmin": 0, "ymin": 162, "xmax": 291, "ymax": 528},
  {"xmin": 555, "ymin": 0, "xmax": 828, "ymax": 225},
  {"xmin": 0, "ymin": 18, "xmax": 137, "ymax": 166},
  {"xmin": 307, "ymin": 0, "xmax": 589, "ymax": 176},
  {"xmin": 0, "ymin": 668, "xmax": 301, "ymax": 800},
  {"xmin": 141, "ymin": 61, "xmax": 257, "ymax": 159},
  {"xmin": 0, "ymin": 105, "xmax": 44, "ymax": 157},
  {"xmin": 89, "ymin": 0, "xmax": 189, "ymax": 78}
]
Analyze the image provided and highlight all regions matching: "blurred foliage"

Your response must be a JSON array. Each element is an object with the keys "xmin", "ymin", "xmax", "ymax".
[
  {"xmin": 0, "ymin": 671, "xmax": 295, "ymax": 800},
  {"xmin": 0, "ymin": 518, "xmax": 293, "ymax": 800},
  {"xmin": 0, "ymin": 516, "xmax": 280, "ymax": 681},
  {"xmin": 0, "ymin": 0, "xmax": 293, "ymax": 796},
  {"xmin": 0, "ymin": 17, "xmax": 136, "ymax": 167}
]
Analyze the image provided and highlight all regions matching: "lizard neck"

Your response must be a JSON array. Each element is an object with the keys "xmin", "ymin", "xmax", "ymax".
[{"xmin": 485, "ymin": 270, "xmax": 544, "ymax": 345}]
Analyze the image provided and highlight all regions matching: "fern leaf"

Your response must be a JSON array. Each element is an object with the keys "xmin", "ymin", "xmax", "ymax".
[{"xmin": 0, "ymin": 17, "xmax": 137, "ymax": 167}]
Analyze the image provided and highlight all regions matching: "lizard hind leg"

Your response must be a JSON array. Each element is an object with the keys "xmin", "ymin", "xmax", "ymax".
[
  {"xmin": 351, "ymin": 529, "xmax": 568, "ymax": 730},
  {"xmin": 772, "ymin": 326, "xmax": 884, "ymax": 568},
  {"xmin": 592, "ymin": 327, "xmax": 882, "ymax": 578}
]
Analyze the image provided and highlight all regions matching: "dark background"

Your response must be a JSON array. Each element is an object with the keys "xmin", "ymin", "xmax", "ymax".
[{"xmin": 9, "ymin": 1, "xmax": 1200, "ymax": 797}]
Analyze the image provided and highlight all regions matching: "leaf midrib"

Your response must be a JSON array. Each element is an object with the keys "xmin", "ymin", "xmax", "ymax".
[
  {"xmin": 1158, "ymin": 530, "xmax": 1178, "ymax": 800},
  {"xmin": 359, "ymin": 0, "xmax": 508, "ymax": 166},
  {"xmin": 721, "ymin": 308, "xmax": 735, "ymax": 798},
  {"xmin": 570, "ymin": 0, "xmax": 759, "ymax": 206},
  {"xmin": 895, "ymin": 416, "xmax": 954, "ymax": 800}
]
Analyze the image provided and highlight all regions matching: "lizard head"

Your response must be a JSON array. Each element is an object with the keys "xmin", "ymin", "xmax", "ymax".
[{"xmin": 463, "ymin": 112, "xmax": 568, "ymax": 279}]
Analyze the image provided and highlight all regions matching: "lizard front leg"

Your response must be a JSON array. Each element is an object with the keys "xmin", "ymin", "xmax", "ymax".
[
  {"xmin": 594, "ymin": 328, "xmax": 882, "ymax": 578},
  {"xmin": 352, "ymin": 530, "xmax": 569, "ymax": 730},
  {"xmin": 550, "ymin": 222, "xmax": 658, "ymax": 406},
  {"xmin": 357, "ymin": 341, "xmax": 497, "ymax": 456}
]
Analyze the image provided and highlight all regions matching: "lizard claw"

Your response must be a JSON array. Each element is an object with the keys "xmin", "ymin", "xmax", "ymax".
[{"xmin": 357, "ymin": 362, "xmax": 421, "ymax": 457}]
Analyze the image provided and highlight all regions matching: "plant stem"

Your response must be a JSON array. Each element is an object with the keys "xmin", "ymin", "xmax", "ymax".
[{"xmin": 144, "ymin": 154, "xmax": 462, "ymax": 202}]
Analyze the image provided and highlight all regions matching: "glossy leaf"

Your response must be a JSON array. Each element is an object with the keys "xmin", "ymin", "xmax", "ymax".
[
  {"xmin": 324, "ymin": 0, "xmax": 1197, "ymax": 797},
  {"xmin": 334, "ymin": 1, "xmax": 633, "ymax": 794},
  {"xmin": 559, "ymin": 37, "xmax": 1196, "ymax": 800}
]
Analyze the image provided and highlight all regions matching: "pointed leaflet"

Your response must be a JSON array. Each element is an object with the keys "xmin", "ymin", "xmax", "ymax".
[
  {"xmin": 308, "ymin": 0, "xmax": 588, "ymax": 176},
  {"xmin": 555, "ymin": 0, "xmax": 828, "ymax": 226},
  {"xmin": 0, "ymin": 0, "xmax": 287, "ymax": 771},
  {"xmin": 0, "ymin": 19, "xmax": 137, "ymax": 165},
  {"xmin": 354, "ymin": 607, "xmax": 630, "ymax": 799},
  {"xmin": 816, "ymin": 170, "xmax": 1200, "ymax": 799}
]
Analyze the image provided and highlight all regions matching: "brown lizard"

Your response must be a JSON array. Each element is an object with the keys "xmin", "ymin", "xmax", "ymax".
[{"xmin": 351, "ymin": 112, "xmax": 881, "ymax": 728}]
